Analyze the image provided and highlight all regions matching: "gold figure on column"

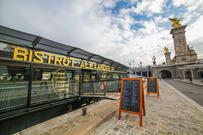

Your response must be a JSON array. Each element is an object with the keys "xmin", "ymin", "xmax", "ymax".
[
  {"xmin": 169, "ymin": 18, "xmax": 182, "ymax": 28},
  {"xmin": 164, "ymin": 47, "xmax": 169, "ymax": 53}
]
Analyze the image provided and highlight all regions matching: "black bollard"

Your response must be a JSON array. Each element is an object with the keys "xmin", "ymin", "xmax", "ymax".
[{"xmin": 82, "ymin": 107, "xmax": 87, "ymax": 115}]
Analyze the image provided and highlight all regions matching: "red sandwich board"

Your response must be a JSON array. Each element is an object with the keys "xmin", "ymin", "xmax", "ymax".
[
  {"xmin": 146, "ymin": 77, "xmax": 159, "ymax": 97},
  {"xmin": 118, "ymin": 78, "xmax": 145, "ymax": 126}
]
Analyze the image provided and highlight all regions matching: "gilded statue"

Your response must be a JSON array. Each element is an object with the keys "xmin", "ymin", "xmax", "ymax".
[
  {"xmin": 164, "ymin": 47, "xmax": 169, "ymax": 53},
  {"xmin": 168, "ymin": 17, "xmax": 182, "ymax": 28}
]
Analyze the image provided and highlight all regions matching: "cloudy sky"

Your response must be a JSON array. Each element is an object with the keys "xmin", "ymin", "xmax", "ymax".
[{"xmin": 0, "ymin": 0, "xmax": 203, "ymax": 66}]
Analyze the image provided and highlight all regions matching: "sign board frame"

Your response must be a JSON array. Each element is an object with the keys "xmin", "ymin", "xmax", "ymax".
[
  {"xmin": 118, "ymin": 78, "xmax": 145, "ymax": 126},
  {"xmin": 146, "ymin": 77, "xmax": 159, "ymax": 97}
]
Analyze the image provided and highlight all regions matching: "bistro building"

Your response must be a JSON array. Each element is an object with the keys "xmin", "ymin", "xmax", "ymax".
[{"xmin": 0, "ymin": 25, "xmax": 128, "ymax": 134}]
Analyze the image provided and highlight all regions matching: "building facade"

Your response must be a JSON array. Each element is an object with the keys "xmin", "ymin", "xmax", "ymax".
[{"xmin": 152, "ymin": 24, "xmax": 203, "ymax": 80}]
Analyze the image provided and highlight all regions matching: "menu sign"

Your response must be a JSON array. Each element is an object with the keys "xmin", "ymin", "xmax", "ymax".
[
  {"xmin": 118, "ymin": 78, "xmax": 145, "ymax": 126},
  {"xmin": 121, "ymin": 80, "xmax": 140, "ymax": 113},
  {"xmin": 146, "ymin": 77, "xmax": 159, "ymax": 97}
]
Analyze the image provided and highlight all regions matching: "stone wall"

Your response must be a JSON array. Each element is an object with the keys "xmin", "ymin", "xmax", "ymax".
[{"xmin": 152, "ymin": 65, "xmax": 176, "ymax": 78}]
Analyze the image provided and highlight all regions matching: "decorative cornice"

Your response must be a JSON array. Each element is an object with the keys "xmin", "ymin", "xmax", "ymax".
[{"xmin": 170, "ymin": 25, "xmax": 187, "ymax": 34}]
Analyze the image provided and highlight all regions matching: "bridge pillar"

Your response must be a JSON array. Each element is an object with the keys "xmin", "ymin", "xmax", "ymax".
[
  {"xmin": 183, "ymin": 70, "xmax": 186, "ymax": 80},
  {"xmin": 191, "ymin": 68, "xmax": 194, "ymax": 80}
]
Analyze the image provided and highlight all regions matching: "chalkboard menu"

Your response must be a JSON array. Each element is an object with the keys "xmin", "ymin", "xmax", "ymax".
[
  {"xmin": 119, "ymin": 78, "xmax": 145, "ymax": 126},
  {"xmin": 147, "ymin": 78, "xmax": 157, "ymax": 92},
  {"xmin": 121, "ymin": 80, "xmax": 140, "ymax": 113},
  {"xmin": 146, "ymin": 77, "xmax": 159, "ymax": 97}
]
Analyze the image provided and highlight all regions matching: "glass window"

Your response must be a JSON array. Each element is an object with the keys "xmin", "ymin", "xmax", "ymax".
[
  {"xmin": 82, "ymin": 70, "xmax": 97, "ymax": 82},
  {"xmin": 121, "ymin": 74, "xmax": 127, "ymax": 79},
  {"xmin": 112, "ymin": 73, "xmax": 119, "ymax": 79},
  {"xmin": 99, "ymin": 72, "xmax": 108, "ymax": 80},
  {"xmin": 90, "ymin": 71, "xmax": 97, "ymax": 81},
  {"xmin": 31, "ymin": 64, "xmax": 79, "ymax": 105},
  {"xmin": 0, "ymin": 61, "xmax": 29, "ymax": 111},
  {"xmin": 83, "ymin": 70, "xmax": 90, "ymax": 83}
]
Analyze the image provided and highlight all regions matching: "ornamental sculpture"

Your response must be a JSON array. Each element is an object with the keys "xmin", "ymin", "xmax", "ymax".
[
  {"xmin": 164, "ymin": 47, "xmax": 169, "ymax": 53},
  {"xmin": 168, "ymin": 17, "xmax": 182, "ymax": 28}
]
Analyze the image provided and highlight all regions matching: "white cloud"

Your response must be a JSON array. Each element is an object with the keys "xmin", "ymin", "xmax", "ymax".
[
  {"xmin": 0, "ymin": 0, "xmax": 202, "ymax": 67},
  {"xmin": 172, "ymin": 0, "xmax": 203, "ymax": 11},
  {"xmin": 186, "ymin": 15, "xmax": 203, "ymax": 42},
  {"xmin": 133, "ymin": 0, "xmax": 167, "ymax": 15},
  {"xmin": 172, "ymin": 0, "xmax": 203, "ymax": 17},
  {"xmin": 100, "ymin": 0, "xmax": 118, "ymax": 8},
  {"xmin": 130, "ymin": 0, "xmax": 138, "ymax": 5},
  {"xmin": 172, "ymin": 0, "xmax": 193, "ymax": 7},
  {"xmin": 188, "ymin": 37, "xmax": 203, "ymax": 59},
  {"xmin": 154, "ymin": 16, "xmax": 168, "ymax": 24}
]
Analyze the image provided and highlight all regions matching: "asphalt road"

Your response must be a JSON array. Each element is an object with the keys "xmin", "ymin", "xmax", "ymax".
[{"xmin": 164, "ymin": 79, "xmax": 203, "ymax": 106}]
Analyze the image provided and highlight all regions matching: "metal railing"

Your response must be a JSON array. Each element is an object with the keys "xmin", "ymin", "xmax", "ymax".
[
  {"xmin": 31, "ymin": 81, "xmax": 79, "ymax": 104},
  {"xmin": 80, "ymin": 80, "xmax": 121, "ymax": 96},
  {"xmin": 0, "ymin": 80, "xmax": 120, "ymax": 112},
  {"xmin": 0, "ymin": 86, "xmax": 28, "ymax": 111}
]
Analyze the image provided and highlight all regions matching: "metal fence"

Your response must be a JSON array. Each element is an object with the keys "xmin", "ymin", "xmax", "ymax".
[
  {"xmin": 0, "ymin": 86, "xmax": 28, "ymax": 111},
  {"xmin": 0, "ymin": 81, "xmax": 79, "ymax": 111},
  {"xmin": 80, "ymin": 80, "xmax": 121, "ymax": 96},
  {"xmin": 0, "ymin": 80, "xmax": 120, "ymax": 111},
  {"xmin": 31, "ymin": 81, "xmax": 79, "ymax": 104},
  {"xmin": 106, "ymin": 80, "xmax": 121, "ymax": 92}
]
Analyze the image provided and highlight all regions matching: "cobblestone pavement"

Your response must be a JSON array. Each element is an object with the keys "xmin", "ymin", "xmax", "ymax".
[{"xmin": 90, "ymin": 80, "xmax": 203, "ymax": 135}]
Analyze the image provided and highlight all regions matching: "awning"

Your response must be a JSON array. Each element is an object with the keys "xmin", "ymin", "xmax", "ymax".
[{"xmin": 0, "ymin": 25, "xmax": 128, "ymax": 70}]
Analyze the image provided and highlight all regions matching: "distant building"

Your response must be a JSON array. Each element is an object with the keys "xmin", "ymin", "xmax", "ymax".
[
  {"xmin": 129, "ymin": 66, "xmax": 152, "ymax": 77},
  {"xmin": 152, "ymin": 23, "xmax": 203, "ymax": 80}
]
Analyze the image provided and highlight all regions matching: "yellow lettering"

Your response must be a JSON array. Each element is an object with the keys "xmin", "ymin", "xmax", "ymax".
[
  {"xmin": 63, "ymin": 57, "xmax": 70, "ymax": 66},
  {"xmin": 54, "ymin": 56, "xmax": 62, "ymax": 65},
  {"xmin": 13, "ymin": 47, "xmax": 28, "ymax": 61},
  {"xmin": 56, "ymin": 85, "xmax": 66, "ymax": 87},
  {"xmin": 94, "ymin": 63, "xmax": 97, "ymax": 69},
  {"xmin": 111, "ymin": 66, "xmax": 114, "ymax": 71},
  {"xmin": 101, "ymin": 65, "xmax": 105, "ymax": 71},
  {"xmin": 29, "ymin": 49, "xmax": 33, "ymax": 62},
  {"xmin": 12, "ymin": 47, "xmax": 115, "ymax": 72},
  {"xmin": 85, "ymin": 61, "xmax": 89, "ymax": 69},
  {"xmin": 107, "ymin": 66, "xmax": 110, "ymax": 71},
  {"xmin": 89, "ymin": 62, "xmax": 93, "ymax": 69},
  {"xmin": 46, "ymin": 53, "xmax": 54, "ymax": 64},
  {"xmin": 97, "ymin": 64, "xmax": 101, "ymax": 70},
  {"xmin": 104, "ymin": 65, "xmax": 107, "ymax": 71},
  {"xmin": 33, "ymin": 51, "xmax": 44, "ymax": 63},
  {"xmin": 55, "ymin": 89, "xmax": 66, "ymax": 92},
  {"xmin": 56, "ymin": 73, "xmax": 66, "ymax": 75},
  {"xmin": 70, "ymin": 58, "xmax": 75, "ymax": 67},
  {"xmin": 80, "ymin": 60, "xmax": 85, "ymax": 68}
]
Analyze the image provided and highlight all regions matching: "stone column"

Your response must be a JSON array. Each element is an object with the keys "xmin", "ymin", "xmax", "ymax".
[
  {"xmin": 170, "ymin": 25, "xmax": 188, "ymax": 55},
  {"xmin": 164, "ymin": 52, "xmax": 172, "ymax": 65},
  {"xmin": 191, "ymin": 68, "xmax": 194, "ymax": 80},
  {"xmin": 170, "ymin": 25, "xmax": 189, "ymax": 64},
  {"xmin": 183, "ymin": 69, "xmax": 186, "ymax": 80}
]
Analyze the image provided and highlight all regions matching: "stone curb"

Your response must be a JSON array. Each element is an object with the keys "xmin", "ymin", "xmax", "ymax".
[
  {"xmin": 163, "ymin": 80, "xmax": 203, "ymax": 113},
  {"xmin": 13, "ymin": 99, "xmax": 119, "ymax": 135},
  {"xmin": 66, "ymin": 102, "xmax": 118, "ymax": 135}
]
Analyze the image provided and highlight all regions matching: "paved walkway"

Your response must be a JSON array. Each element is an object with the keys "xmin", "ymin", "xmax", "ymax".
[
  {"xmin": 176, "ymin": 79, "xmax": 203, "ymax": 87},
  {"xmin": 165, "ymin": 79, "xmax": 203, "ymax": 107},
  {"xmin": 90, "ymin": 80, "xmax": 203, "ymax": 135}
]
